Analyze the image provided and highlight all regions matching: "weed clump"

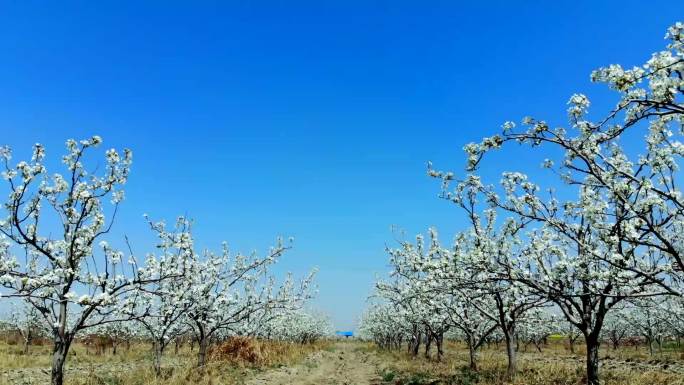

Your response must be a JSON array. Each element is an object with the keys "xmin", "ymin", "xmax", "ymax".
[{"xmin": 209, "ymin": 336, "xmax": 263, "ymax": 365}]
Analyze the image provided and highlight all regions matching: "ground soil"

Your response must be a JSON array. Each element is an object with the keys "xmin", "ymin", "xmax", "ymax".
[{"xmin": 246, "ymin": 341, "xmax": 383, "ymax": 385}]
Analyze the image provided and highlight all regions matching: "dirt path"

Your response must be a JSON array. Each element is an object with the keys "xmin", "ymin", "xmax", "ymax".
[{"xmin": 246, "ymin": 342, "xmax": 383, "ymax": 385}]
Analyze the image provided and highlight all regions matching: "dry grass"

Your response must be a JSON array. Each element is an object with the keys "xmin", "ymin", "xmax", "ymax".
[
  {"xmin": 373, "ymin": 340, "xmax": 684, "ymax": 385},
  {"xmin": 209, "ymin": 336, "xmax": 327, "ymax": 368},
  {"xmin": 0, "ymin": 339, "xmax": 152, "ymax": 370},
  {"xmin": 3, "ymin": 338, "xmax": 683, "ymax": 385},
  {"xmin": 0, "ymin": 338, "xmax": 330, "ymax": 385}
]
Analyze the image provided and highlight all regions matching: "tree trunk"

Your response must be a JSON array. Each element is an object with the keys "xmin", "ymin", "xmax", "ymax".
[
  {"xmin": 409, "ymin": 324, "xmax": 420, "ymax": 357},
  {"xmin": 504, "ymin": 331, "xmax": 517, "ymax": 378},
  {"xmin": 647, "ymin": 337, "xmax": 654, "ymax": 356},
  {"xmin": 51, "ymin": 297, "xmax": 73, "ymax": 385},
  {"xmin": 23, "ymin": 335, "xmax": 30, "ymax": 355},
  {"xmin": 585, "ymin": 334, "xmax": 600, "ymax": 385},
  {"xmin": 51, "ymin": 338, "xmax": 70, "ymax": 385},
  {"xmin": 197, "ymin": 337, "xmax": 209, "ymax": 367},
  {"xmin": 411, "ymin": 330, "xmax": 421, "ymax": 357},
  {"xmin": 153, "ymin": 341, "xmax": 164, "ymax": 376},
  {"xmin": 436, "ymin": 333, "xmax": 444, "ymax": 362},
  {"xmin": 424, "ymin": 333, "xmax": 432, "ymax": 359},
  {"xmin": 467, "ymin": 337, "xmax": 478, "ymax": 371}
]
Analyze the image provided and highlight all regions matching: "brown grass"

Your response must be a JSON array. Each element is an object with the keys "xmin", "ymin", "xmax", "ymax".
[
  {"xmin": 209, "ymin": 336, "xmax": 327, "ymax": 368},
  {"xmin": 2, "ymin": 338, "xmax": 683, "ymax": 385},
  {"xmin": 373, "ymin": 340, "xmax": 684, "ymax": 385},
  {"xmin": 0, "ymin": 338, "xmax": 329, "ymax": 385}
]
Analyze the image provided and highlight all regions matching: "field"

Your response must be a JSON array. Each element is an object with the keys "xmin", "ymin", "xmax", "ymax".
[
  {"xmin": 2, "ymin": 338, "xmax": 684, "ymax": 385},
  {"xmin": 1, "ymin": 9, "xmax": 683, "ymax": 385},
  {"xmin": 0, "ymin": 337, "xmax": 325, "ymax": 385}
]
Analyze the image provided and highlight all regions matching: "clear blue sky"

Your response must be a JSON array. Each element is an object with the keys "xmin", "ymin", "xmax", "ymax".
[{"xmin": 0, "ymin": 1, "xmax": 677, "ymax": 330}]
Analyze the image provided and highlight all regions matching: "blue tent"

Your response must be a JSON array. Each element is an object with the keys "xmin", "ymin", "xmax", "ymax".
[{"xmin": 335, "ymin": 331, "xmax": 353, "ymax": 338}]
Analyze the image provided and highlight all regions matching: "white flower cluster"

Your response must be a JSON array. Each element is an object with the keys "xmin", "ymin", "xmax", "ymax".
[
  {"xmin": 364, "ymin": 220, "xmax": 549, "ymax": 370},
  {"xmin": 420, "ymin": 22, "xmax": 684, "ymax": 385},
  {"xmin": 0, "ymin": 136, "xmax": 321, "ymax": 382}
]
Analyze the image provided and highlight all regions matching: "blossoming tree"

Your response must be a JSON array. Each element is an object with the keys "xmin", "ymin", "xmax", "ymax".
[
  {"xmin": 7, "ymin": 300, "xmax": 50, "ymax": 354},
  {"xmin": 0, "ymin": 137, "xmax": 179, "ymax": 385},
  {"xmin": 123, "ymin": 215, "xmax": 197, "ymax": 375},
  {"xmin": 428, "ymin": 21, "xmax": 684, "ymax": 385},
  {"xmin": 183, "ymin": 238, "xmax": 316, "ymax": 367}
]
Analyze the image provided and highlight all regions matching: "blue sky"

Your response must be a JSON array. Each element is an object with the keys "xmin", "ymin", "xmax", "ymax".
[{"xmin": 0, "ymin": 1, "xmax": 678, "ymax": 330}]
